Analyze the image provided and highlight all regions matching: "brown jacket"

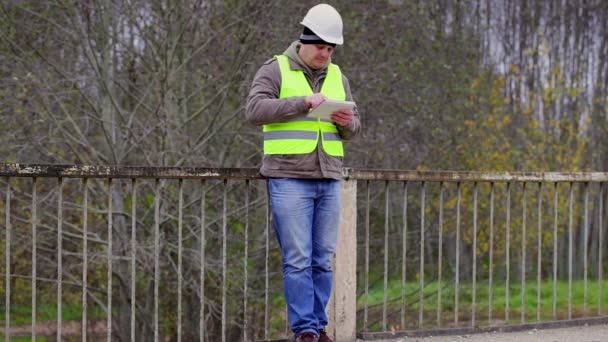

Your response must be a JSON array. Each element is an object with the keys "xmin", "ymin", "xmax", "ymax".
[{"xmin": 245, "ymin": 41, "xmax": 361, "ymax": 179}]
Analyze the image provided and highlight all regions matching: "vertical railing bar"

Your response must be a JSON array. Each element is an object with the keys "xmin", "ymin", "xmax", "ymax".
[
  {"xmin": 472, "ymin": 182, "xmax": 478, "ymax": 328},
  {"xmin": 382, "ymin": 181, "xmax": 389, "ymax": 331},
  {"xmin": 419, "ymin": 182, "xmax": 426, "ymax": 329},
  {"xmin": 437, "ymin": 182, "xmax": 444, "ymax": 328},
  {"xmin": 568, "ymin": 182, "xmax": 573, "ymax": 320},
  {"xmin": 130, "ymin": 179, "xmax": 136, "ymax": 342},
  {"xmin": 200, "ymin": 180, "xmax": 206, "ymax": 342},
  {"xmin": 264, "ymin": 186, "xmax": 270, "ymax": 341},
  {"xmin": 178, "ymin": 179, "xmax": 184, "ymax": 342},
  {"xmin": 82, "ymin": 179, "xmax": 88, "ymax": 342},
  {"xmin": 505, "ymin": 182, "xmax": 511, "ymax": 322},
  {"xmin": 243, "ymin": 180, "xmax": 249, "ymax": 342},
  {"xmin": 221, "ymin": 180, "xmax": 228, "ymax": 342},
  {"xmin": 521, "ymin": 182, "xmax": 527, "ymax": 323},
  {"xmin": 401, "ymin": 181, "xmax": 408, "ymax": 329},
  {"xmin": 364, "ymin": 180, "xmax": 370, "ymax": 330},
  {"xmin": 32, "ymin": 178, "xmax": 38, "ymax": 341},
  {"xmin": 107, "ymin": 179, "xmax": 113, "ymax": 342},
  {"xmin": 5, "ymin": 179, "xmax": 11, "ymax": 342},
  {"xmin": 489, "ymin": 182, "xmax": 495, "ymax": 323},
  {"xmin": 583, "ymin": 182, "xmax": 589, "ymax": 317},
  {"xmin": 57, "ymin": 177, "xmax": 63, "ymax": 342},
  {"xmin": 285, "ymin": 304, "xmax": 289, "ymax": 338},
  {"xmin": 599, "ymin": 183, "xmax": 605, "ymax": 316},
  {"xmin": 552, "ymin": 182, "xmax": 558, "ymax": 320},
  {"xmin": 537, "ymin": 182, "xmax": 542, "ymax": 322},
  {"xmin": 154, "ymin": 179, "xmax": 160, "ymax": 341},
  {"xmin": 455, "ymin": 182, "xmax": 461, "ymax": 325}
]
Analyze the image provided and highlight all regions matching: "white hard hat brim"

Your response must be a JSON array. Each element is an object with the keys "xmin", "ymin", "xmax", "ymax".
[{"xmin": 300, "ymin": 20, "xmax": 343, "ymax": 45}]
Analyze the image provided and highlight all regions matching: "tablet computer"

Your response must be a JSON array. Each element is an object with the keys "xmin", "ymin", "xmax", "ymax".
[{"xmin": 307, "ymin": 99, "xmax": 356, "ymax": 120}]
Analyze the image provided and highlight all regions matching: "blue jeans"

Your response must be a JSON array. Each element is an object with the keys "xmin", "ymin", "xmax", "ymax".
[{"xmin": 267, "ymin": 178, "xmax": 341, "ymax": 337}]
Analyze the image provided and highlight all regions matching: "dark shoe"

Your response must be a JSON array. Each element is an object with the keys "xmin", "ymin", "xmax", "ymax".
[
  {"xmin": 318, "ymin": 329, "xmax": 333, "ymax": 342},
  {"xmin": 296, "ymin": 331, "xmax": 319, "ymax": 342}
]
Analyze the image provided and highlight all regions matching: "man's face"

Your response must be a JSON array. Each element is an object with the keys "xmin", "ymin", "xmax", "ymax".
[{"xmin": 298, "ymin": 43, "xmax": 334, "ymax": 69}]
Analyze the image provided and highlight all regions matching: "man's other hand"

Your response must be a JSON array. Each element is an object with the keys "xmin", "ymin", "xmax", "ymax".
[{"xmin": 330, "ymin": 109, "xmax": 354, "ymax": 126}]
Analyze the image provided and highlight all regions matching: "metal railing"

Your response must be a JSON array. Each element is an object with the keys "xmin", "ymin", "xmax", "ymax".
[
  {"xmin": 351, "ymin": 169, "xmax": 608, "ymax": 340},
  {"xmin": 0, "ymin": 164, "xmax": 269, "ymax": 342},
  {"xmin": 0, "ymin": 164, "xmax": 607, "ymax": 341}
]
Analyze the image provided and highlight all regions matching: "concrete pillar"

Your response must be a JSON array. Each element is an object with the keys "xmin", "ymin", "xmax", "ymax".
[{"xmin": 328, "ymin": 179, "xmax": 357, "ymax": 341}]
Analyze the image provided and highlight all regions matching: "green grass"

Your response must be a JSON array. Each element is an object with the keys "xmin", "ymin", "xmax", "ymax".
[
  {"xmin": 0, "ymin": 303, "xmax": 105, "ymax": 340},
  {"xmin": 0, "ymin": 303, "xmax": 105, "ymax": 326},
  {"xmin": 269, "ymin": 291, "xmax": 289, "ymax": 335},
  {"xmin": 0, "ymin": 336, "xmax": 46, "ymax": 341},
  {"xmin": 359, "ymin": 277, "xmax": 608, "ymax": 329}
]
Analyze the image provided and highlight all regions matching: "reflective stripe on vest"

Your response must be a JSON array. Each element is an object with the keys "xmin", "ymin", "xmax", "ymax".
[{"xmin": 262, "ymin": 55, "xmax": 345, "ymax": 156}]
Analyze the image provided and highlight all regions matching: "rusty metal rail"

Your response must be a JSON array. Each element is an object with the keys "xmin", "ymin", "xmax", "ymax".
[
  {"xmin": 0, "ymin": 163, "xmax": 263, "ymax": 180},
  {"xmin": 2, "ymin": 163, "xmax": 608, "ymax": 182},
  {"xmin": 347, "ymin": 168, "xmax": 608, "ymax": 182}
]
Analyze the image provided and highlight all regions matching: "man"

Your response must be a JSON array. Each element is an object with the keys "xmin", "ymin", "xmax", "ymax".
[{"xmin": 246, "ymin": 3, "xmax": 360, "ymax": 342}]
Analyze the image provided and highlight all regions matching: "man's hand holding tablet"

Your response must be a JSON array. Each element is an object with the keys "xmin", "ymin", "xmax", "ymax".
[{"xmin": 305, "ymin": 95, "xmax": 356, "ymax": 126}]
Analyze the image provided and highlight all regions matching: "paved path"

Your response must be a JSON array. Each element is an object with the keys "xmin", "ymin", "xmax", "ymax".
[{"xmin": 365, "ymin": 324, "xmax": 608, "ymax": 342}]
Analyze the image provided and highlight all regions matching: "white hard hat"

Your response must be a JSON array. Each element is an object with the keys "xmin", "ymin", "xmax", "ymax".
[{"xmin": 300, "ymin": 4, "xmax": 344, "ymax": 45}]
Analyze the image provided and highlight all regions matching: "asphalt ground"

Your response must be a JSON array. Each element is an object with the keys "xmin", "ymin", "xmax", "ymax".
[{"xmin": 364, "ymin": 324, "xmax": 608, "ymax": 342}]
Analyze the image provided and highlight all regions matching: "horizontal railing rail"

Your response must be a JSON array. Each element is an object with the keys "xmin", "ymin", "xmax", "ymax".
[
  {"xmin": 2, "ymin": 163, "xmax": 608, "ymax": 182},
  {"xmin": 0, "ymin": 163, "xmax": 263, "ymax": 180},
  {"xmin": 0, "ymin": 163, "xmax": 606, "ymax": 342},
  {"xmin": 347, "ymin": 169, "xmax": 608, "ymax": 182}
]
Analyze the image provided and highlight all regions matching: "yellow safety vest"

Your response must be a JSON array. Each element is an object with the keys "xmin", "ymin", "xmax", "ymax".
[{"xmin": 263, "ymin": 55, "xmax": 345, "ymax": 156}]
